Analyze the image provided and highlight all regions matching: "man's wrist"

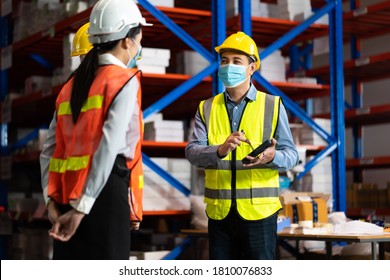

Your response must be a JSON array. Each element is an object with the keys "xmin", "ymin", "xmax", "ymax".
[{"xmin": 217, "ymin": 146, "xmax": 226, "ymax": 159}]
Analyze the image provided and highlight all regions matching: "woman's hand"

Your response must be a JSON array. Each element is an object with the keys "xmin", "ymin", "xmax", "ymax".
[
  {"xmin": 47, "ymin": 200, "xmax": 60, "ymax": 225},
  {"xmin": 49, "ymin": 209, "xmax": 85, "ymax": 242}
]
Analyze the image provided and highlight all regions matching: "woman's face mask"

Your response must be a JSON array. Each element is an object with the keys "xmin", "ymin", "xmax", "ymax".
[
  {"xmin": 218, "ymin": 64, "xmax": 250, "ymax": 88},
  {"xmin": 127, "ymin": 39, "xmax": 142, "ymax": 69}
]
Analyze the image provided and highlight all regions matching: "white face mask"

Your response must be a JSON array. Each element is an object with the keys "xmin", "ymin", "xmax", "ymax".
[{"xmin": 127, "ymin": 39, "xmax": 141, "ymax": 68}]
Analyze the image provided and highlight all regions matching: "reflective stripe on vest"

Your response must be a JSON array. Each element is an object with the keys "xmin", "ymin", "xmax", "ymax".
[
  {"xmin": 205, "ymin": 187, "xmax": 279, "ymax": 200},
  {"xmin": 199, "ymin": 91, "xmax": 282, "ymax": 220},
  {"xmin": 57, "ymin": 95, "xmax": 104, "ymax": 116},
  {"xmin": 49, "ymin": 155, "xmax": 90, "ymax": 173}
]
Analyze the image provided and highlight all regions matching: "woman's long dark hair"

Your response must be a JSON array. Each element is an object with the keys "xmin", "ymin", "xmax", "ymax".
[{"xmin": 69, "ymin": 25, "xmax": 142, "ymax": 124}]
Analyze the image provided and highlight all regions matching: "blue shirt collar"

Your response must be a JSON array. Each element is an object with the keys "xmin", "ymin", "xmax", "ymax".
[{"xmin": 224, "ymin": 83, "xmax": 257, "ymax": 103}]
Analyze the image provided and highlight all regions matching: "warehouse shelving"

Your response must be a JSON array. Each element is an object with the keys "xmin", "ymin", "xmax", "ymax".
[
  {"xmin": 343, "ymin": 0, "xmax": 390, "ymax": 39},
  {"xmin": 306, "ymin": 51, "xmax": 390, "ymax": 84},
  {"xmin": 6, "ymin": 1, "xmax": 342, "ymax": 203},
  {"xmin": 9, "ymin": 73, "xmax": 331, "ymax": 125},
  {"xmin": 227, "ymin": 15, "xmax": 328, "ymax": 48},
  {"xmin": 346, "ymin": 156, "xmax": 390, "ymax": 169},
  {"xmin": 261, "ymin": 0, "xmax": 347, "ymax": 8},
  {"xmin": 307, "ymin": 0, "xmax": 390, "ymax": 214},
  {"xmin": 314, "ymin": 103, "xmax": 390, "ymax": 127},
  {"xmin": 0, "ymin": 0, "xmax": 12, "ymax": 260}
]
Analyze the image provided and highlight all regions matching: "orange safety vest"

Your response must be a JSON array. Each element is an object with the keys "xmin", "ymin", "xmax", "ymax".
[{"xmin": 47, "ymin": 65, "xmax": 144, "ymax": 221}]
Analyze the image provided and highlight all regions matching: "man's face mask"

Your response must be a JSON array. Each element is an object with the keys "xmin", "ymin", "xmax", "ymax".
[{"xmin": 218, "ymin": 64, "xmax": 250, "ymax": 88}]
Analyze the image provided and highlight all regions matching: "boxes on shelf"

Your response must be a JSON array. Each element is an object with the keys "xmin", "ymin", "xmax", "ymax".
[
  {"xmin": 64, "ymin": 0, "xmax": 88, "ymax": 16},
  {"xmin": 16, "ymin": 128, "xmax": 48, "ymax": 152},
  {"xmin": 176, "ymin": 50, "xmax": 210, "ymax": 76},
  {"xmin": 297, "ymin": 157, "xmax": 333, "ymax": 210},
  {"xmin": 287, "ymin": 77, "xmax": 317, "ymax": 84},
  {"xmin": 277, "ymin": 0, "xmax": 312, "ymax": 22},
  {"xmin": 226, "ymin": 0, "xmax": 278, "ymax": 18},
  {"xmin": 280, "ymin": 192, "xmax": 330, "ymax": 224},
  {"xmin": 135, "ymin": 0, "xmax": 174, "ymax": 7},
  {"xmin": 24, "ymin": 76, "xmax": 52, "ymax": 95},
  {"xmin": 300, "ymin": 118, "xmax": 331, "ymax": 146},
  {"xmin": 312, "ymin": 96, "xmax": 331, "ymax": 115},
  {"xmin": 144, "ymin": 114, "xmax": 184, "ymax": 142},
  {"xmin": 13, "ymin": 0, "xmax": 64, "ymax": 42},
  {"xmin": 378, "ymin": 188, "xmax": 388, "ymax": 209},
  {"xmin": 289, "ymin": 123, "xmax": 303, "ymax": 145},
  {"xmin": 137, "ymin": 47, "xmax": 171, "ymax": 74},
  {"xmin": 258, "ymin": 49, "xmax": 286, "ymax": 82},
  {"xmin": 348, "ymin": 182, "xmax": 379, "ymax": 209},
  {"xmin": 142, "ymin": 157, "xmax": 191, "ymax": 211}
]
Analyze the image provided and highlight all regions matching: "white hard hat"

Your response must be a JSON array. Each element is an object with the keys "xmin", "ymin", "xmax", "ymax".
[{"xmin": 89, "ymin": 0, "xmax": 152, "ymax": 44}]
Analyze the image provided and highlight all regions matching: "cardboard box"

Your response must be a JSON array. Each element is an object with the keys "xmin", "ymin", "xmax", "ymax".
[
  {"xmin": 351, "ymin": 183, "xmax": 378, "ymax": 208},
  {"xmin": 296, "ymin": 198, "xmax": 328, "ymax": 223},
  {"xmin": 280, "ymin": 192, "xmax": 330, "ymax": 224}
]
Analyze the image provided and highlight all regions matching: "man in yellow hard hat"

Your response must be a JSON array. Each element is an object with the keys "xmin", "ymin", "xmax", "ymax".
[
  {"xmin": 71, "ymin": 22, "xmax": 93, "ymax": 62},
  {"xmin": 185, "ymin": 31, "xmax": 299, "ymax": 260}
]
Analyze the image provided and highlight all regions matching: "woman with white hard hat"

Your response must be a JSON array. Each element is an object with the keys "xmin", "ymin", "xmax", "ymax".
[{"xmin": 40, "ymin": 0, "xmax": 152, "ymax": 259}]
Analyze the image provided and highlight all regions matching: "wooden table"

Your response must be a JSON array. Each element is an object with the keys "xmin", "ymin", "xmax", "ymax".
[
  {"xmin": 181, "ymin": 229, "xmax": 390, "ymax": 260},
  {"xmin": 277, "ymin": 232, "xmax": 390, "ymax": 260}
]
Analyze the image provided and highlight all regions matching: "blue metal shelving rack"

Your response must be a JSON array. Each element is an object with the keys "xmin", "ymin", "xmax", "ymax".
[
  {"xmin": 0, "ymin": 2, "xmax": 11, "ymax": 260},
  {"xmin": 349, "ymin": 0, "xmax": 363, "ymax": 183},
  {"xmin": 1, "ymin": 0, "xmax": 346, "ymax": 260},
  {"xmin": 136, "ymin": 0, "xmax": 346, "ymax": 259}
]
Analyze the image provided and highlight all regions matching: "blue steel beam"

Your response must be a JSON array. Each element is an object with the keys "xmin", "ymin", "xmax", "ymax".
[
  {"xmin": 0, "ymin": 11, "xmax": 10, "ymax": 260},
  {"xmin": 239, "ymin": 0, "xmax": 252, "ymax": 36},
  {"xmin": 142, "ymin": 153, "xmax": 190, "ymax": 197},
  {"xmin": 258, "ymin": 2, "xmax": 336, "ymax": 163},
  {"xmin": 328, "ymin": 0, "xmax": 346, "ymax": 212},
  {"xmin": 211, "ymin": 0, "xmax": 226, "ymax": 95},
  {"xmin": 260, "ymin": 2, "xmax": 334, "ymax": 60},
  {"xmin": 138, "ymin": 0, "xmax": 219, "ymax": 118},
  {"xmin": 9, "ymin": 127, "xmax": 40, "ymax": 152},
  {"xmin": 289, "ymin": 44, "xmax": 313, "ymax": 72},
  {"xmin": 296, "ymin": 142, "xmax": 337, "ymax": 180},
  {"xmin": 253, "ymin": 72, "xmax": 334, "ymax": 144},
  {"xmin": 350, "ymin": 0, "xmax": 362, "ymax": 160},
  {"xmin": 0, "ymin": 71, "xmax": 7, "ymax": 101},
  {"xmin": 161, "ymin": 236, "xmax": 193, "ymax": 260}
]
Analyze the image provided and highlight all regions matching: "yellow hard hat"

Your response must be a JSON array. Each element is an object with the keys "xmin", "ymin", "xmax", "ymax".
[
  {"xmin": 71, "ymin": 22, "xmax": 93, "ymax": 57},
  {"xmin": 215, "ymin": 31, "xmax": 260, "ymax": 70}
]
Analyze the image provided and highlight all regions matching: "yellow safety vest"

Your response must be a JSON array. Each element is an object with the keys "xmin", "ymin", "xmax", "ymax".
[{"xmin": 199, "ymin": 91, "xmax": 282, "ymax": 220}]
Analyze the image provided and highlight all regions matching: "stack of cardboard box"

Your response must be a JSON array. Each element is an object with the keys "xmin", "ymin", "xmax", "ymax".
[{"xmin": 279, "ymin": 192, "xmax": 330, "ymax": 225}]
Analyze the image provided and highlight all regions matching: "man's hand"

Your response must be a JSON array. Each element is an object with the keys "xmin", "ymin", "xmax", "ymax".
[
  {"xmin": 49, "ymin": 208, "xmax": 85, "ymax": 242},
  {"xmin": 217, "ymin": 131, "xmax": 247, "ymax": 158},
  {"xmin": 243, "ymin": 138, "xmax": 277, "ymax": 166}
]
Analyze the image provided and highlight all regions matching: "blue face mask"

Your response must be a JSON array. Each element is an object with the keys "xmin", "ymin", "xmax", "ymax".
[
  {"xmin": 127, "ymin": 42, "xmax": 142, "ymax": 69},
  {"xmin": 218, "ymin": 64, "xmax": 249, "ymax": 88}
]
